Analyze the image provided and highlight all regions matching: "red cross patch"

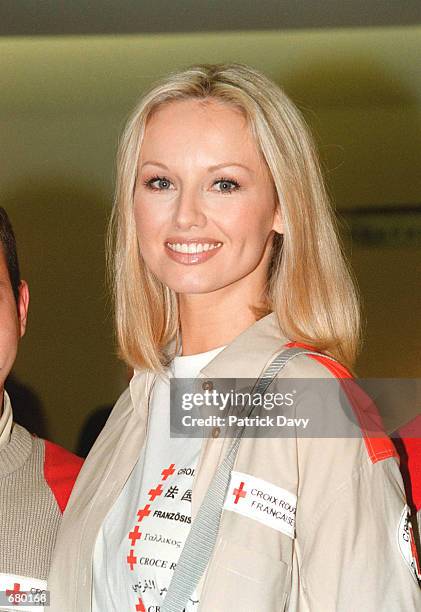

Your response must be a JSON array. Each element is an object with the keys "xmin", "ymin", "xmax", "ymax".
[
  {"xmin": 233, "ymin": 481, "xmax": 247, "ymax": 504},
  {"xmin": 398, "ymin": 505, "xmax": 421, "ymax": 583}
]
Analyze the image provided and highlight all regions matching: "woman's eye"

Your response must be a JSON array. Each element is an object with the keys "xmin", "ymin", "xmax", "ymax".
[
  {"xmin": 214, "ymin": 178, "xmax": 240, "ymax": 193},
  {"xmin": 144, "ymin": 176, "xmax": 173, "ymax": 191}
]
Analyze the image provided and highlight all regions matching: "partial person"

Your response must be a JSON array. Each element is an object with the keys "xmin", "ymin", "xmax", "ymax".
[
  {"xmin": 0, "ymin": 207, "xmax": 83, "ymax": 610},
  {"xmin": 48, "ymin": 64, "xmax": 421, "ymax": 611},
  {"xmin": 395, "ymin": 415, "xmax": 421, "ymax": 555}
]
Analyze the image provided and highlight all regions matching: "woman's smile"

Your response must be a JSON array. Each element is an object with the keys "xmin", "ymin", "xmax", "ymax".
[{"xmin": 164, "ymin": 238, "xmax": 223, "ymax": 265}]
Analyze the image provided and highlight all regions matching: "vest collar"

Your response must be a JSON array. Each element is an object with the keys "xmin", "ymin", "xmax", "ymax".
[
  {"xmin": 197, "ymin": 311, "xmax": 289, "ymax": 380},
  {"xmin": 130, "ymin": 311, "xmax": 290, "ymax": 409}
]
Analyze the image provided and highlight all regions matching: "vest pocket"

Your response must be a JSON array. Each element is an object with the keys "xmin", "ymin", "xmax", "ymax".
[{"xmin": 200, "ymin": 537, "xmax": 290, "ymax": 611}]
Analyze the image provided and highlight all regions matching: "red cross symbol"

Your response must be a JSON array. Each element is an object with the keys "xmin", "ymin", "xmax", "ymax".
[
  {"xmin": 148, "ymin": 483, "xmax": 163, "ymax": 501},
  {"xmin": 128, "ymin": 525, "xmax": 142, "ymax": 547},
  {"xmin": 161, "ymin": 463, "xmax": 176, "ymax": 480},
  {"xmin": 233, "ymin": 481, "xmax": 247, "ymax": 504},
  {"xmin": 135, "ymin": 598, "xmax": 146, "ymax": 612},
  {"xmin": 409, "ymin": 522, "xmax": 421, "ymax": 577},
  {"xmin": 6, "ymin": 583, "xmax": 21, "ymax": 597},
  {"xmin": 126, "ymin": 549, "xmax": 137, "ymax": 571},
  {"xmin": 137, "ymin": 504, "xmax": 151, "ymax": 522}
]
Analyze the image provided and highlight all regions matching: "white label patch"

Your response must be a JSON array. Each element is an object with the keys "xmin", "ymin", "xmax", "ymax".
[
  {"xmin": 0, "ymin": 573, "xmax": 47, "ymax": 611},
  {"xmin": 397, "ymin": 505, "xmax": 421, "ymax": 584},
  {"xmin": 223, "ymin": 470, "xmax": 296, "ymax": 538}
]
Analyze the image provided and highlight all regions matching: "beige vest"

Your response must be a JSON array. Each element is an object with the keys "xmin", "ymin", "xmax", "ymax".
[{"xmin": 48, "ymin": 313, "xmax": 421, "ymax": 611}]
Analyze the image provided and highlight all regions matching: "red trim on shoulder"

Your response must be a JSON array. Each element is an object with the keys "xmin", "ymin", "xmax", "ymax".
[
  {"xmin": 284, "ymin": 341, "xmax": 398, "ymax": 464},
  {"xmin": 44, "ymin": 440, "xmax": 84, "ymax": 514},
  {"xmin": 395, "ymin": 415, "xmax": 421, "ymax": 512}
]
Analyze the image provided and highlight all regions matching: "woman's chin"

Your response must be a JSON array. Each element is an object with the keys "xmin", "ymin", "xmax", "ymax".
[{"xmin": 166, "ymin": 279, "xmax": 225, "ymax": 297}]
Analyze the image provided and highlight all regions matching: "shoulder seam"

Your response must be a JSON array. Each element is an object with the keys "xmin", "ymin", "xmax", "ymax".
[{"xmin": 284, "ymin": 342, "xmax": 398, "ymax": 464}]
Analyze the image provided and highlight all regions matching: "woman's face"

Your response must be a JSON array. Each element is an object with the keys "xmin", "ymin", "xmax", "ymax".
[{"xmin": 134, "ymin": 98, "xmax": 282, "ymax": 305}]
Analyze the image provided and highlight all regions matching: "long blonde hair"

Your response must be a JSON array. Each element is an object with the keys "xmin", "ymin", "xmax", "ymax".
[{"xmin": 108, "ymin": 63, "xmax": 361, "ymax": 373}]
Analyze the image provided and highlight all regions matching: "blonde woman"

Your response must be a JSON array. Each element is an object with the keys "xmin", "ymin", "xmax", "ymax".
[{"xmin": 48, "ymin": 64, "xmax": 420, "ymax": 611}]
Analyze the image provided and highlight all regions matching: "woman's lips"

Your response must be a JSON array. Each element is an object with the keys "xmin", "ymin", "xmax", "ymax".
[{"xmin": 164, "ymin": 243, "xmax": 222, "ymax": 265}]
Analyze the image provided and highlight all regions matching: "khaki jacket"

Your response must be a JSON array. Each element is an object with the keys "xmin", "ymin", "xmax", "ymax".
[{"xmin": 48, "ymin": 313, "xmax": 421, "ymax": 611}]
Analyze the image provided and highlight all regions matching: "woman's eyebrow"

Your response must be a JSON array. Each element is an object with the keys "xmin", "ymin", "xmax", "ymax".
[
  {"xmin": 207, "ymin": 162, "xmax": 254, "ymax": 175},
  {"xmin": 140, "ymin": 160, "xmax": 254, "ymax": 174},
  {"xmin": 140, "ymin": 161, "xmax": 170, "ymax": 170}
]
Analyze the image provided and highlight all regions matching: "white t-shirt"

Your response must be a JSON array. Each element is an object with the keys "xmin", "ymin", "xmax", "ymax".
[{"xmin": 92, "ymin": 345, "xmax": 226, "ymax": 612}]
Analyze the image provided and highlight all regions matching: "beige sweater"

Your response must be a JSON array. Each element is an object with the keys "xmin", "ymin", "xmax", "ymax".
[{"xmin": 0, "ymin": 395, "xmax": 82, "ymax": 602}]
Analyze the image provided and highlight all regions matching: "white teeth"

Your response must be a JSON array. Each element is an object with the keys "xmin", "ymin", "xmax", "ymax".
[{"xmin": 166, "ymin": 242, "xmax": 222, "ymax": 254}]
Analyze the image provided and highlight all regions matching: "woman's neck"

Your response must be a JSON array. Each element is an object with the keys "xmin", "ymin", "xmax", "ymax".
[{"xmin": 178, "ymin": 296, "xmax": 267, "ymax": 356}]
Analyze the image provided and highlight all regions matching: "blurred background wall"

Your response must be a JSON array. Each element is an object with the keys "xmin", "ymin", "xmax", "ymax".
[{"xmin": 0, "ymin": 2, "xmax": 420, "ymax": 451}]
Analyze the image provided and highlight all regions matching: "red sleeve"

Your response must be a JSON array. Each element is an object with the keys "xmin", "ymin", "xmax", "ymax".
[
  {"xmin": 44, "ymin": 439, "xmax": 84, "ymax": 513},
  {"xmin": 394, "ymin": 415, "xmax": 421, "ymax": 512}
]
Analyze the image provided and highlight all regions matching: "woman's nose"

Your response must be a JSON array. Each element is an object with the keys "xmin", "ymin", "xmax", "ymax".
[{"xmin": 173, "ymin": 189, "xmax": 207, "ymax": 230}]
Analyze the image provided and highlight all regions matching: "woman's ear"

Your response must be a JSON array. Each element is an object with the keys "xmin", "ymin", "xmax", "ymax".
[{"xmin": 272, "ymin": 205, "xmax": 283, "ymax": 234}]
